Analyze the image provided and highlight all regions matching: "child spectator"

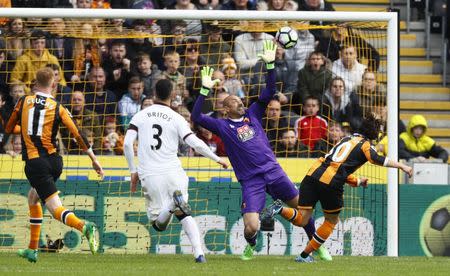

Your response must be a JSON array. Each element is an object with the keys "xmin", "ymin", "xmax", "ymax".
[
  {"xmin": 195, "ymin": 125, "xmax": 227, "ymax": 156},
  {"xmin": 313, "ymin": 120, "xmax": 344, "ymax": 156},
  {"xmin": 118, "ymin": 76, "xmax": 145, "ymax": 129},
  {"xmin": 295, "ymin": 95, "xmax": 328, "ymax": 150},
  {"xmin": 135, "ymin": 52, "xmax": 162, "ymax": 97},
  {"xmin": 101, "ymin": 116, "xmax": 124, "ymax": 155},
  {"xmin": 222, "ymin": 56, "xmax": 245, "ymax": 98},
  {"xmin": 161, "ymin": 51, "xmax": 187, "ymax": 107},
  {"xmin": 4, "ymin": 134, "xmax": 22, "ymax": 158},
  {"xmin": 141, "ymin": 96, "xmax": 154, "ymax": 110},
  {"xmin": 399, "ymin": 114, "xmax": 448, "ymax": 163}
]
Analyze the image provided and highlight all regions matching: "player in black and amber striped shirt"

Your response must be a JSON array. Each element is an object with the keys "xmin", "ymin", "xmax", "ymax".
[
  {"xmin": 5, "ymin": 67, "xmax": 104, "ymax": 262},
  {"xmin": 261, "ymin": 114, "xmax": 413, "ymax": 262}
]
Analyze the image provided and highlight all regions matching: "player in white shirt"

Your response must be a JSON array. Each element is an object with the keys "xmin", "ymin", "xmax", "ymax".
[{"xmin": 123, "ymin": 79, "xmax": 229, "ymax": 263}]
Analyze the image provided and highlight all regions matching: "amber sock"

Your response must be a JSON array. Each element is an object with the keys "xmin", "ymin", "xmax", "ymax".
[
  {"xmin": 53, "ymin": 206, "xmax": 85, "ymax": 232},
  {"xmin": 303, "ymin": 220, "xmax": 336, "ymax": 255},
  {"xmin": 29, "ymin": 204, "xmax": 43, "ymax": 250},
  {"xmin": 279, "ymin": 207, "xmax": 303, "ymax": 227}
]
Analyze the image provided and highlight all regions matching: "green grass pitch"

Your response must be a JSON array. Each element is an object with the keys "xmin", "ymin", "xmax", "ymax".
[{"xmin": 1, "ymin": 253, "xmax": 450, "ymax": 275}]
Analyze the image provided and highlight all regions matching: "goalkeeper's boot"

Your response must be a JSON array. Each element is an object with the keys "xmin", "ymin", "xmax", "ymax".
[
  {"xmin": 260, "ymin": 199, "xmax": 283, "ymax": 221},
  {"xmin": 241, "ymin": 244, "xmax": 255, "ymax": 261},
  {"xmin": 173, "ymin": 190, "xmax": 192, "ymax": 216},
  {"xmin": 316, "ymin": 246, "xmax": 332, "ymax": 261},
  {"xmin": 18, "ymin": 248, "xmax": 38, "ymax": 263},
  {"xmin": 82, "ymin": 222, "xmax": 99, "ymax": 254},
  {"xmin": 195, "ymin": 255, "xmax": 207, "ymax": 263},
  {"xmin": 295, "ymin": 254, "xmax": 314, "ymax": 263}
]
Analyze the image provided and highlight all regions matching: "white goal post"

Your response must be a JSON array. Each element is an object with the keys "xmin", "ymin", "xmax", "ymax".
[{"xmin": 0, "ymin": 8, "xmax": 399, "ymax": 256}]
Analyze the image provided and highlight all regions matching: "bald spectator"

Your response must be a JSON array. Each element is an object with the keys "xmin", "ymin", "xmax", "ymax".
[
  {"xmin": 331, "ymin": 44, "xmax": 366, "ymax": 95},
  {"xmin": 60, "ymin": 91, "xmax": 102, "ymax": 153},
  {"xmin": 85, "ymin": 66, "xmax": 117, "ymax": 124}
]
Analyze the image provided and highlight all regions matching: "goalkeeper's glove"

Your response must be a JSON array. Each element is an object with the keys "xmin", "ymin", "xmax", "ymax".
[
  {"xmin": 199, "ymin": 66, "xmax": 220, "ymax": 96},
  {"xmin": 257, "ymin": 40, "xmax": 277, "ymax": 70}
]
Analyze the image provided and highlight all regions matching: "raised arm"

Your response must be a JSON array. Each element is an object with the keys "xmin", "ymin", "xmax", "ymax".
[
  {"xmin": 191, "ymin": 66, "xmax": 221, "ymax": 134},
  {"xmin": 249, "ymin": 40, "xmax": 278, "ymax": 119}
]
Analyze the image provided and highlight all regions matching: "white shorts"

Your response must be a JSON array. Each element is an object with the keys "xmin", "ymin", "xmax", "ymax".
[{"xmin": 140, "ymin": 169, "xmax": 189, "ymax": 223}]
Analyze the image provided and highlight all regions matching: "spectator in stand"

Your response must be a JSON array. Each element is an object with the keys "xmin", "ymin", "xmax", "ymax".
[
  {"xmin": 161, "ymin": 51, "xmax": 188, "ymax": 108},
  {"xmin": 0, "ymin": 91, "xmax": 9, "ymax": 153},
  {"xmin": 135, "ymin": 52, "xmax": 162, "ymax": 97},
  {"xmin": 295, "ymin": 51, "xmax": 332, "ymax": 108},
  {"xmin": 322, "ymin": 77, "xmax": 363, "ymax": 131},
  {"xmin": 195, "ymin": 124, "xmax": 227, "ymax": 156},
  {"xmin": 284, "ymin": 24, "xmax": 316, "ymax": 73},
  {"xmin": 101, "ymin": 116, "xmax": 124, "ymax": 155},
  {"xmin": 103, "ymin": 40, "xmax": 131, "ymax": 99},
  {"xmin": 181, "ymin": 38, "xmax": 205, "ymax": 110},
  {"xmin": 399, "ymin": 114, "xmax": 449, "ymax": 163},
  {"xmin": 72, "ymin": 22, "xmax": 101, "ymax": 82},
  {"xmin": 4, "ymin": 18, "xmax": 29, "ymax": 64},
  {"xmin": 92, "ymin": 0, "xmax": 111, "ymax": 8},
  {"xmin": 46, "ymin": 18, "xmax": 75, "ymax": 82},
  {"xmin": 295, "ymin": 95, "xmax": 328, "ymax": 151},
  {"xmin": 60, "ymin": 91, "xmax": 102, "ymax": 153},
  {"xmin": 76, "ymin": 0, "xmax": 92, "ymax": 8},
  {"xmin": 298, "ymin": 0, "xmax": 335, "ymax": 39},
  {"xmin": 207, "ymin": 89, "xmax": 229, "ymax": 119},
  {"xmin": 221, "ymin": 56, "xmax": 245, "ymax": 99},
  {"xmin": 317, "ymin": 26, "xmax": 380, "ymax": 71},
  {"xmin": 85, "ymin": 66, "xmax": 117, "ymax": 124},
  {"xmin": 9, "ymin": 82, "xmax": 26, "ymax": 107},
  {"xmin": 126, "ymin": 19, "xmax": 164, "ymax": 69},
  {"xmin": 312, "ymin": 120, "xmax": 344, "ymax": 157},
  {"xmin": 331, "ymin": 44, "xmax": 366, "ymax": 95},
  {"xmin": 45, "ymin": 63, "xmax": 72, "ymax": 104},
  {"xmin": 4, "ymin": 133, "xmax": 22, "ymax": 157},
  {"xmin": 0, "ymin": 46, "xmax": 10, "ymax": 93},
  {"xmin": 141, "ymin": 95, "xmax": 154, "ymax": 110},
  {"xmin": 220, "ymin": 0, "xmax": 256, "ymax": 10},
  {"xmin": 261, "ymin": 0, "xmax": 298, "ymax": 11},
  {"xmin": 199, "ymin": 21, "xmax": 232, "ymax": 67},
  {"xmin": 118, "ymin": 76, "xmax": 145, "ymax": 129},
  {"xmin": 275, "ymin": 129, "xmax": 309, "ymax": 158},
  {"xmin": 11, "ymin": 29, "xmax": 66, "ymax": 88},
  {"xmin": 163, "ymin": 20, "xmax": 188, "ymax": 56},
  {"xmin": 356, "ymin": 71, "xmax": 386, "ymax": 117},
  {"xmin": 233, "ymin": 21, "xmax": 274, "ymax": 77},
  {"xmin": 164, "ymin": 0, "xmax": 202, "ymax": 40},
  {"xmin": 262, "ymin": 98, "xmax": 294, "ymax": 150}
]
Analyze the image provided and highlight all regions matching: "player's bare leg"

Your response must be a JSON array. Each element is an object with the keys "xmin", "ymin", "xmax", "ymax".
[
  {"xmin": 173, "ymin": 191, "xmax": 206, "ymax": 263},
  {"xmin": 18, "ymin": 189, "xmax": 41, "ymax": 263},
  {"xmin": 241, "ymin": 212, "xmax": 259, "ymax": 260}
]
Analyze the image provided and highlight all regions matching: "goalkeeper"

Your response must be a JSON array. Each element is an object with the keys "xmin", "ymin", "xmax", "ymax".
[{"xmin": 191, "ymin": 40, "xmax": 331, "ymax": 261}]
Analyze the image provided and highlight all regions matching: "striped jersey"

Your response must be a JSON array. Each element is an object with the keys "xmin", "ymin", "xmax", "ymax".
[
  {"xmin": 307, "ymin": 134, "xmax": 388, "ymax": 190},
  {"xmin": 5, "ymin": 92, "xmax": 89, "ymax": 160}
]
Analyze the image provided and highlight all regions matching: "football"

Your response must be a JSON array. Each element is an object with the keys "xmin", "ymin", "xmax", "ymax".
[
  {"xmin": 275, "ymin": 26, "xmax": 298, "ymax": 49},
  {"xmin": 420, "ymin": 195, "xmax": 450, "ymax": 256}
]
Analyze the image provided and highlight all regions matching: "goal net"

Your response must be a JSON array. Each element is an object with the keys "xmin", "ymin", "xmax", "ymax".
[{"xmin": 0, "ymin": 9, "xmax": 398, "ymax": 256}]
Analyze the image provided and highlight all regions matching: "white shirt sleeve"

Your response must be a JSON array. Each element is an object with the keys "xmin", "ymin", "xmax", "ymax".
[
  {"xmin": 184, "ymin": 134, "xmax": 221, "ymax": 163},
  {"xmin": 124, "ymin": 114, "xmax": 140, "ymax": 173}
]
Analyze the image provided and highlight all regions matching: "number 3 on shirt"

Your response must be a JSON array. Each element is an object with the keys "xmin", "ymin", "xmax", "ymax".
[{"xmin": 151, "ymin": 124, "xmax": 162, "ymax": 150}]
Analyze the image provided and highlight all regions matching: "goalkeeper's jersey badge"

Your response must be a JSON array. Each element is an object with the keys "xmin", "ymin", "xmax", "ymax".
[{"xmin": 237, "ymin": 124, "xmax": 255, "ymax": 142}]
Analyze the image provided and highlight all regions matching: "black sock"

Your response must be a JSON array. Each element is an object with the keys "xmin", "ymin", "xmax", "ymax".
[{"xmin": 300, "ymin": 251, "xmax": 309, "ymax": 258}]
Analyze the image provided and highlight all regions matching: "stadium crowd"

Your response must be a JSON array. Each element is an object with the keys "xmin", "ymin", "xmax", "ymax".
[{"xmin": 0, "ymin": 0, "xmax": 447, "ymax": 163}]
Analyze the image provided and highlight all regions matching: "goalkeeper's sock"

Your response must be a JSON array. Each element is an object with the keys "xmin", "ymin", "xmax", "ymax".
[
  {"xmin": 244, "ymin": 232, "xmax": 257, "ymax": 247},
  {"xmin": 29, "ymin": 204, "xmax": 43, "ymax": 250},
  {"xmin": 155, "ymin": 208, "xmax": 173, "ymax": 231},
  {"xmin": 303, "ymin": 217, "xmax": 316, "ymax": 241},
  {"xmin": 54, "ymin": 206, "xmax": 84, "ymax": 232},
  {"xmin": 180, "ymin": 216, "xmax": 204, "ymax": 258},
  {"xmin": 303, "ymin": 220, "xmax": 336, "ymax": 255},
  {"xmin": 280, "ymin": 207, "xmax": 303, "ymax": 227}
]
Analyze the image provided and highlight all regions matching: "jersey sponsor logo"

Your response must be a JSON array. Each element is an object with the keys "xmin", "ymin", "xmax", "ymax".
[{"xmin": 236, "ymin": 124, "xmax": 255, "ymax": 142}]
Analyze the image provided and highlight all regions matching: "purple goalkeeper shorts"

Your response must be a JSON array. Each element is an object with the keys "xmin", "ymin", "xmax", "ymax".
[{"xmin": 240, "ymin": 168, "xmax": 299, "ymax": 214}]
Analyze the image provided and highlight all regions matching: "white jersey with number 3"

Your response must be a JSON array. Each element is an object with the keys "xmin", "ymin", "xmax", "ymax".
[{"xmin": 129, "ymin": 103, "xmax": 192, "ymax": 177}]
